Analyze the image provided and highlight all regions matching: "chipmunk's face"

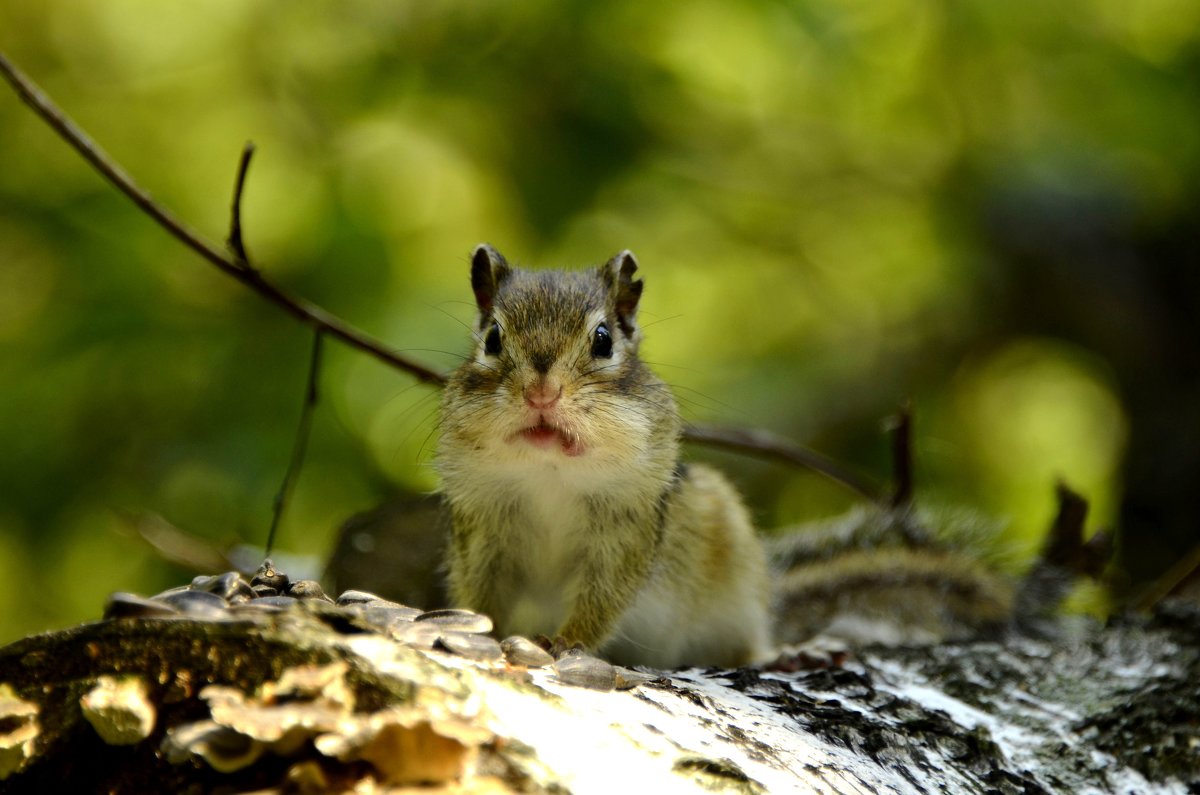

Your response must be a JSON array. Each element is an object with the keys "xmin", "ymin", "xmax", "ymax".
[{"xmin": 440, "ymin": 245, "xmax": 675, "ymax": 476}]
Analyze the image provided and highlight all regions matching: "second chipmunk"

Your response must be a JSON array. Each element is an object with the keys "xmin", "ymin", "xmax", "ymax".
[{"xmin": 437, "ymin": 245, "xmax": 771, "ymax": 667}]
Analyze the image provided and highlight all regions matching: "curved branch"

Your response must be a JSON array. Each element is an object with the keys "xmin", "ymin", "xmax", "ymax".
[
  {"xmin": 0, "ymin": 51, "xmax": 446, "ymax": 387},
  {"xmin": 683, "ymin": 423, "xmax": 884, "ymax": 503},
  {"xmin": 227, "ymin": 141, "xmax": 255, "ymax": 266},
  {"xmin": 1, "ymin": 50, "xmax": 887, "ymax": 501},
  {"xmin": 266, "ymin": 329, "xmax": 325, "ymax": 556}
]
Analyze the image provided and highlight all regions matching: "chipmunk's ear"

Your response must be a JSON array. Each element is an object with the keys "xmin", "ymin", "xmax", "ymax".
[
  {"xmin": 604, "ymin": 250, "xmax": 643, "ymax": 337},
  {"xmin": 470, "ymin": 244, "xmax": 510, "ymax": 316}
]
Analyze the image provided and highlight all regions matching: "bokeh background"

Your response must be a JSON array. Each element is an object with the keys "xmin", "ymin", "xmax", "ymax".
[{"xmin": 1, "ymin": 1, "xmax": 1197, "ymax": 644}]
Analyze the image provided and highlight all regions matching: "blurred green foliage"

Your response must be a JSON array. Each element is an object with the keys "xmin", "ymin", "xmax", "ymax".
[{"xmin": 1, "ymin": 1, "xmax": 1197, "ymax": 644}]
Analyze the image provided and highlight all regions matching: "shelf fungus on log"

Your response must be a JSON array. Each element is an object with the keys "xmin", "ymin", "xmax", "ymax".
[
  {"xmin": 1, "ymin": 569, "xmax": 1198, "ymax": 793},
  {"xmin": 0, "ymin": 684, "xmax": 39, "ymax": 779},
  {"xmin": 80, "ymin": 676, "xmax": 156, "ymax": 745}
]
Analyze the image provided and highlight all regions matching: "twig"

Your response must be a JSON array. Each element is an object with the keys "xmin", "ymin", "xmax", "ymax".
[
  {"xmin": 0, "ymin": 51, "xmax": 445, "ymax": 386},
  {"xmin": 1039, "ymin": 480, "xmax": 1111, "ymax": 577},
  {"xmin": 1042, "ymin": 481, "xmax": 1090, "ymax": 567},
  {"xmin": 887, "ymin": 402, "xmax": 914, "ymax": 508},
  {"xmin": 227, "ymin": 141, "xmax": 255, "ymax": 266},
  {"xmin": 1012, "ymin": 481, "xmax": 1107, "ymax": 635},
  {"xmin": 266, "ymin": 329, "xmax": 324, "ymax": 556},
  {"xmin": 1134, "ymin": 542, "xmax": 1200, "ymax": 611},
  {"xmin": 683, "ymin": 423, "xmax": 885, "ymax": 504},
  {"xmin": 125, "ymin": 512, "xmax": 241, "ymax": 574},
  {"xmin": 1, "ymin": 50, "xmax": 887, "ymax": 501},
  {"xmin": 223, "ymin": 139, "xmax": 310, "ymax": 556}
]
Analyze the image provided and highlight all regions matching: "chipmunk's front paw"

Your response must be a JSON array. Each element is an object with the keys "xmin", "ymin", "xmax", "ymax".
[{"xmin": 533, "ymin": 634, "xmax": 586, "ymax": 659}]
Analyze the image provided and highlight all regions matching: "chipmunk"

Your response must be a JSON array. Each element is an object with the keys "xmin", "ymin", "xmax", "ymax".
[{"xmin": 437, "ymin": 245, "xmax": 771, "ymax": 668}]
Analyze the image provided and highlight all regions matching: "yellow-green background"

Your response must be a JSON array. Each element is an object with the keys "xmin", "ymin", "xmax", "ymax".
[{"xmin": 2, "ymin": 1, "xmax": 1197, "ymax": 644}]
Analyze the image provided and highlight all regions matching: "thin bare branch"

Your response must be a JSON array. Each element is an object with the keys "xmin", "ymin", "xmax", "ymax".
[
  {"xmin": 1135, "ymin": 542, "xmax": 1200, "ymax": 611},
  {"xmin": 227, "ymin": 141, "xmax": 255, "ymax": 266},
  {"xmin": 0, "ymin": 50, "xmax": 446, "ymax": 386},
  {"xmin": 1, "ymin": 50, "xmax": 886, "ymax": 499},
  {"xmin": 126, "ymin": 512, "xmax": 241, "ymax": 574},
  {"xmin": 683, "ymin": 423, "xmax": 885, "ymax": 504},
  {"xmin": 266, "ymin": 329, "xmax": 324, "ymax": 556},
  {"xmin": 887, "ymin": 402, "xmax": 914, "ymax": 508}
]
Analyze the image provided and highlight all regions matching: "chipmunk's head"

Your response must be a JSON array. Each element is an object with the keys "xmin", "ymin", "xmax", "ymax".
[{"xmin": 439, "ymin": 245, "xmax": 678, "ymax": 478}]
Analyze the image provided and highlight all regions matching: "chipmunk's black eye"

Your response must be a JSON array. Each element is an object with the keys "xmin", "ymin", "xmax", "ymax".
[
  {"xmin": 591, "ymin": 323, "xmax": 613, "ymax": 358},
  {"xmin": 484, "ymin": 322, "xmax": 502, "ymax": 355}
]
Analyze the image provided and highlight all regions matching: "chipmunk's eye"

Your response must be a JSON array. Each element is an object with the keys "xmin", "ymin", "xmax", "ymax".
[
  {"xmin": 591, "ymin": 323, "xmax": 613, "ymax": 358},
  {"xmin": 484, "ymin": 322, "xmax": 502, "ymax": 355}
]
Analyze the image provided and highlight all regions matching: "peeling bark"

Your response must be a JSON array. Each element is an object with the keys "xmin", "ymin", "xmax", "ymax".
[{"xmin": 0, "ymin": 598, "xmax": 1196, "ymax": 794}]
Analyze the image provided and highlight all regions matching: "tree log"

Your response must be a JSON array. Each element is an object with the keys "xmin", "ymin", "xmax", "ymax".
[{"xmin": 1, "ymin": 596, "xmax": 1196, "ymax": 793}]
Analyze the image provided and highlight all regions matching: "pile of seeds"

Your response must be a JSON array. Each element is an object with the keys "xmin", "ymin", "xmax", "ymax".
[{"xmin": 102, "ymin": 561, "xmax": 650, "ymax": 691}]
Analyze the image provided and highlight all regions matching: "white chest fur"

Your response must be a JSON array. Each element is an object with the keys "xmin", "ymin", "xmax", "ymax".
[
  {"xmin": 501, "ymin": 478, "xmax": 588, "ymax": 634},
  {"xmin": 453, "ymin": 451, "xmax": 619, "ymax": 635}
]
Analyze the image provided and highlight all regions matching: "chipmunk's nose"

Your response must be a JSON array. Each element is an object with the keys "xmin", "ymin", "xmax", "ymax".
[{"xmin": 524, "ymin": 380, "xmax": 562, "ymax": 409}]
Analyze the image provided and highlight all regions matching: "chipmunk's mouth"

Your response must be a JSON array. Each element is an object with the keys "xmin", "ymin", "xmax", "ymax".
[{"xmin": 514, "ymin": 421, "xmax": 584, "ymax": 457}]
